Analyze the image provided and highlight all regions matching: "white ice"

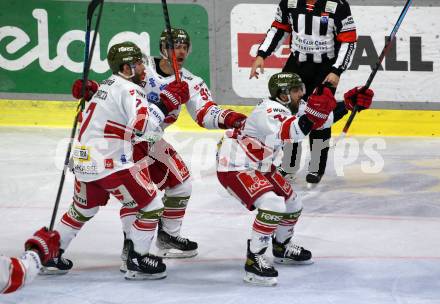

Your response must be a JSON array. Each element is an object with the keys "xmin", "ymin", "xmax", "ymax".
[{"xmin": 0, "ymin": 128, "xmax": 439, "ymax": 304}]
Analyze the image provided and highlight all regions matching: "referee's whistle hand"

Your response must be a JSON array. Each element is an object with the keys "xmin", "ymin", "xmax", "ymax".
[
  {"xmin": 323, "ymin": 72, "xmax": 340, "ymax": 87},
  {"xmin": 250, "ymin": 56, "xmax": 265, "ymax": 79}
]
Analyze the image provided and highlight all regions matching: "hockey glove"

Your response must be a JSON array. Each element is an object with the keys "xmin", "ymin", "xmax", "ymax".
[
  {"xmin": 344, "ymin": 86, "xmax": 374, "ymax": 111},
  {"xmin": 25, "ymin": 227, "xmax": 60, "ymax": 264},
  {"xmin": 218, "ymin": 110, "xmax": 247, "ymax": 129},
  {"xmin": 158, "ymin": 80, "xmax": 190, "ymax": 115},
  {"xmin": 72, "ymin": 79, "xmax": 99, "ymax": 101},
  {"xmin": 305, "ymin": 86, "xmax": 337, "ymax": 130}
]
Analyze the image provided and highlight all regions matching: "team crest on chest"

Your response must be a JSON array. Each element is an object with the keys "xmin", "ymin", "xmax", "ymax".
[
  {"xmin": 287, "ymin": 0, "xmax": 298, "ymax": 9},
  {"xmin": 325, "ymin": 1, "xmax": 338, "ymax": 14}
]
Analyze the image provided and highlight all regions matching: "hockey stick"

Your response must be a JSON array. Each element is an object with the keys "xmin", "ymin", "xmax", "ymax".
[
  {"xmin": 161, "ymin": 0, "xmax": 181, "ymax": 82},
  {"xmin": 49, "ymin": 0, "xmax": 104, "ymax": 230},
  {"xmin": 335, "ymin": 0, "xmax": 413, "ymax": 143}
]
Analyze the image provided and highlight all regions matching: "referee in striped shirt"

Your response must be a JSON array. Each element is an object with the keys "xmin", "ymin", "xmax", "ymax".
[{"xmin": 250, "ymin": 0, "xmax": 357, "ymax": 184}]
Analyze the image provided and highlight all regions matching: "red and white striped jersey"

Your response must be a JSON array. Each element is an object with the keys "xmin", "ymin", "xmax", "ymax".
[
  {"xmin": 0, "ymin": 251, "xmax": 41, "ymax": 294},
  {"xmin": 217, "ymin": 98, "xmax": 310, "ymax": 173},
  {"xmin": 142, "ymin": 56, "xmax": 228, "ymax": 130},
  {"xmin": 73, "ymin": 74, "xmax": 165, "ymax": 182}
]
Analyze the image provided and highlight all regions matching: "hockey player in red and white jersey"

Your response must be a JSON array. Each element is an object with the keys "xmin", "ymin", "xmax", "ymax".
[
  {"xmin": 1, "ymin": 227, "xmax": 60, "ymax": 294},
  {"xmin": 44, "ymin": 42, "xmax": 190, "ymax": 280},
  {"xmin": 72, "ymin": 28, "xmax": 247, "ymax": 266},
  {"xmin": 216, "ymin": 72, "xmax": 373, "ymax": 286}
]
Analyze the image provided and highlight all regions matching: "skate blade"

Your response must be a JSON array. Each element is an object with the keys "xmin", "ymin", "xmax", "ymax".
[
  {"xmin": 274, "ymin": 257, "xmax": 314, "ymax": 265},
  {"xmin": 124, "ymin": 270, "xmax": 167, "ymax": 280},
  {"xmin": 156, "ymin": 248, "xmax": 198, "ymax": 259},
  {"xmin": 39, "ymin": 267, "xmax": 69, "ymax": 275},
  {"xmin": 120, "ymin": 262, "xmax": 127, "ymax": 273},
  {"xmin": 243, "ymin": 272, "xmax": 277, "ymax": 287}
]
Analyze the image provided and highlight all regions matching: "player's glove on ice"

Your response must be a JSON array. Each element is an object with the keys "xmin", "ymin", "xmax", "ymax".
[{"xmin": 25, "ymin": 227, "xmax": 60, "ymax": 264}]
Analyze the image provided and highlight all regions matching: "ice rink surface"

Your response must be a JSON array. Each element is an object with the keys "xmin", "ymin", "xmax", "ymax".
[{"xmin": 1, "ymin": 128, "xmax": 439, "ymax": 304}]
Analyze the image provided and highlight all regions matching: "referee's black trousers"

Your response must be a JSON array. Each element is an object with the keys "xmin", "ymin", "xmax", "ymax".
[{"xmin": 282, "ymin": 55, "xmax": 336, "ymax": 176}]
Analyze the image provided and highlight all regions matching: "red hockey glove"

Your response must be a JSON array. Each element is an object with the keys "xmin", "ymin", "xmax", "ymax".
[
  {"xmin": 159, "ymin": 80, "xmax": 190, "ymax": 113},
  {"xmin": 72, "ymin": 79, "xmax": 99, "ymax": 101},
  {"xmin": 25, "ymin": 227, "xmax": 60, "ymax": 264},
  {"xmin": 305, "ymin": 86, "xmax": 337, "ymax": 130},
  {"xmin": 219, "ymin": 110, "xmax": 247, "ymax": 129},
  {"xmin": 344, "ymin": 86, "xmax": 374, "ymax": 111}
]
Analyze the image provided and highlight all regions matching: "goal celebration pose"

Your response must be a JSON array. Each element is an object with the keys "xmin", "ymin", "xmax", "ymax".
[{"xmin": 217, "ymin": 72, "xmax": 373, "ymax": 286}]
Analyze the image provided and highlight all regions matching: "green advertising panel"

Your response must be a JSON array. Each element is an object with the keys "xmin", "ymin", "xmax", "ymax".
[{"xmin": 0, "ymin": 0, "xmax": 209, "ymax": 94}]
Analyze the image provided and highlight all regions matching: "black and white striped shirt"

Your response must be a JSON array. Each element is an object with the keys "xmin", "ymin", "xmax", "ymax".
[{"xmin": 258, "ymin": 0, "xmax": 357, "ymax": 75}]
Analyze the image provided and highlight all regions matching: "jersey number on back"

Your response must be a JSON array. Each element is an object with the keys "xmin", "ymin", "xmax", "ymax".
[{"xmin": 78, "ymin": 102, "xmax": 97, "ymax": 141}]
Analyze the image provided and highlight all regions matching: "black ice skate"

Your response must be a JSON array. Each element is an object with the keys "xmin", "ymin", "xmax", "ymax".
[
  {"xmin": 124, "ymin": 241, "xmax": 167, "ymax": 280},
  {"xmin": 306, "ymin": 172, "xmax": 323, "ymax": 188},
  {"xmin": 156, "ymin": 221, "xmax": 198, "ymax": 258},
  {"xmin": 119, "ymin": 237, "xmax": 133, "ymax": 273},
  {"xmin": 40, "ymin": 249, "xmax": 73, "ymax": 275},
  {"xmin": 244, "ymin": 240, "xmax": 278, "ymax": 286},
  {"xmin": 272, "ymin": 237, "xmax": 313, "ymax": 265}
]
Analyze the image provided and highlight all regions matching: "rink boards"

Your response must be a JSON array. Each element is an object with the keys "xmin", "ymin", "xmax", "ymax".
[{"xmin": 0, "ymin": 99, "xmax": 439, "ymax": 137}]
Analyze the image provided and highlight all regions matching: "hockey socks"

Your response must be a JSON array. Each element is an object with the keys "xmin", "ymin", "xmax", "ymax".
[{"xmin": 156, "ymin": 195, "xmax": 198, "ymax": 258}]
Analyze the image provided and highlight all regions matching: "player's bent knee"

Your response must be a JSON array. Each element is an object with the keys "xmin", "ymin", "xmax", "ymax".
[
  {"xmin": 165, "ymin": 178, "xmax": 192, "ymax": 197},
  {"xmin": 139, "ymin": 196, "xmax": 164, "ymax": 215},
  {"xmin": 285, "ymin": 192, "xmax": 303, "ymax": 214},
  {"xmin": 73, "ymin": 202, "xmax": 100, "ymax": 219},
  {"xmin": 254, "ymin": 192, "xmax": 286, "ymax": 214}
]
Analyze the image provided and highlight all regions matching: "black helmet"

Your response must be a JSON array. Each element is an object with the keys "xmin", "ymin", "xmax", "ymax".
[
  {"xmin": 159, "ymin": 28, "xmax": 191, "ymax": 58},
  {"xmin": 268, "ymin": 72, "xmax": 305, "ymax": 105},
  {"xmin": 107, "ymin": 42, "xmax": 143, "ymax": 74}
]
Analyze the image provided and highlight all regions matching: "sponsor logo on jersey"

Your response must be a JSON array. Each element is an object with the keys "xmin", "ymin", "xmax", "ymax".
[
  {"xmin": 287, "ymin": 0, "xmax": 298, "ymax": 9},
  {"xmin": 273, "ymin": 107, "xmax": 287, "ymax": 113},
  {"xmin": 101, "ymin": 79, "xmax": 115, "ymax": 86},
  {"xmin": 120, "ymin": 154, "xmax": 128, "ymax": 164},
  {"xmin": 159, "ymin": 84, "xmax": 167, "ymax": 91},
  {"xmin": 73, "ymin": 146, "xmax": 90, "ymax": 161},
  {"xmin": 95, "ymin": 90, "xmax": 107, "ymax": 100},
  {"xmin": 267, "ymin": 108, "xmax": 273, "ymax": 113},
  {"xmin": 341, "ymin": 16, "xmax": 356, "ymax": 31},
  {"xmin": 147, "ymin": 92, "xmax": 159, "ymax": 103},
  {"xmin": 183, "ymin": 74, "xmax": 193, "ymax": 81},
  {"xmin": 73, "ymin": 163, "xmax": 98, "ymax": 175},
  {"xmin": 135, "ymin": 89, "xmax": 147, "ymax": 99},
  {"xmin": 320, "ymin": 13, "xmax": 329, "ymax": 24},
  {"xmin": 218, "ymin": 156, "xmax": 228, "ymax": 167},
  {"xmin": 325, "ymin": 1, "xmax": 338, "ymax": 14},
  {"xmin": 104, "ymin": 159, "xmax": 114, "ymax": 169},
  {"xmin": 129, "ymin": 89, "xmax": 135, "ymax": 96},
  {"xmin": 148, "ymin": 78, "xmax": 156, "ymax": 88}
]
